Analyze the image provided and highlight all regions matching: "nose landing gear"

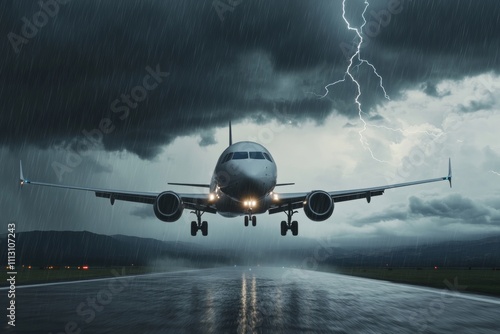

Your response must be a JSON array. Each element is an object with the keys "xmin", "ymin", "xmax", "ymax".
[{"xmin": 244, "ymin": 212, "xmax": 257, "ymax": 227}]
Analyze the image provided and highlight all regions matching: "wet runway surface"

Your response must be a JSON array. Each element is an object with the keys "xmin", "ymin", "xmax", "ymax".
[{"xmin": 4, "ymin": 267, "xmax": 500, "ymax": 333}]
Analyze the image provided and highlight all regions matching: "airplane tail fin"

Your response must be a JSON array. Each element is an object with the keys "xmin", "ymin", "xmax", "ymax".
[{"xmin": 229, "ymin": 121, "xmax": 233, "ymax": 146}]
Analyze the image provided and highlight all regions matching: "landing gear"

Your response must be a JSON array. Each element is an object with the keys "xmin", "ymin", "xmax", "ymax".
[
  {"xmin": 244, "ymin": 212, "xmax": 257, "ymax": 227},
  {"xmin": 280, "ymin": 205, "xmax": 299, "ymax": 236},
  {"xmin": 201, "ymin": 221, "xmax": 208, "ymax": 236},
  {"xmin": 291, "ymin": 220, "xmax": 298, "ymax": 236},
  {"xmin": 190, "ymin": 209, "xmax": 208, "ymax": 236}
]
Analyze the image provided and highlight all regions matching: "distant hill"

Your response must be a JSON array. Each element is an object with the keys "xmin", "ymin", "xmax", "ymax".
[
  {"xmin": 1, "ymin": 231, "xmax": 499, "ymax": 268},
  {"xmin": 0, "ymin": 231, "xmax": 235, "ymax": 267},
  {"xmin": 320, "ymin": 236, "xmax": 500, "ymax": 268}
]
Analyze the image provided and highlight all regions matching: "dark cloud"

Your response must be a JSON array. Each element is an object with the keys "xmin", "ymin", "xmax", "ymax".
[
  {"xmin": 408, "ymin": 194, "xmax": 494, "ymax": 224},
  {"xmin": 421, "ymin": 81, "xmax": 450, "ymax": 98},
  {"xmin": 343, "ymin": 122, "xmax": 356, "ymax": 128},
  {"xmin": 1, "ymin": 0, "xmax": 498, "ymax": 159},
  {"xmin": 352, "ymin": 194, "xmax": 500, "ymax": 227},
  {"xmin": 458, "ymin": 99, "xmax": 495, "ymax": 113},
  {"xmin": 198, "ymin": 129, "xmax": 217, "ymax": 147},
  {"xmin": 130, "ymin": 205, "xmax": 155, "ymax": 219}
]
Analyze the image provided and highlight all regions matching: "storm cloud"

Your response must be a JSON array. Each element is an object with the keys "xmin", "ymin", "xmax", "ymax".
[{"xmin": 1, "ymin": 0, "xmax": 499, "ymax": 159}]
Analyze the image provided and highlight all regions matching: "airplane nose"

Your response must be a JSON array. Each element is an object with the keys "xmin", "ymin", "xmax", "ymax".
[
  {"xmin": 220, "ymin": 161, "xmax": 274, "ymax": 198},
  {"xmin": 239, "ymin": 164, "xmax": 272, "ymax": 194}
]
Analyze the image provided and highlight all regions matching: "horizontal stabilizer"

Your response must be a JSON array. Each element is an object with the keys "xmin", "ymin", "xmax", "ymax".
[{"xmin": 168, "ymin": 182, "xmax": 211, "ymax": 188}]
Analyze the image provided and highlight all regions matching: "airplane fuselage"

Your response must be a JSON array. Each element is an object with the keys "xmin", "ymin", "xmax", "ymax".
[{"xmin": 210, "ymin": 141, "xmax": 277, "ymax": 217}]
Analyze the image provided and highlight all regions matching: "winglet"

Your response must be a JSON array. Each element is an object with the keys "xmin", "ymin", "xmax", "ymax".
[
  {"xmin": 447, "ymin": 158, "xmax": 452, "ymax": 188},
  {"xmin": 229, "ymin": 121, "xmax": 233, "ymax": 146},
  {"xmin": 19, "ymin": 160, "xmax": 26, "ymax": 188}
]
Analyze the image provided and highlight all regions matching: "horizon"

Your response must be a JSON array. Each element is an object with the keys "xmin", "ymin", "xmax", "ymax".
[{"xmin": 1, "ymin": 0, "xmax": 499, "ymax": 250}]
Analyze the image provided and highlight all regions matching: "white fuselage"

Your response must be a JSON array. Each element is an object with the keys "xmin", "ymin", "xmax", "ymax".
[{"xmin": 210, "ymin": 141, "xmax": 277, "ymax": 217}]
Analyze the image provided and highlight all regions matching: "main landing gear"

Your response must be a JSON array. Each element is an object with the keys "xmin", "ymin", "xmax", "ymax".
[
  {"xmin": 281, "ymin": 205, "xmax": 298, "ymax": 236},
  {"xmin": 244, "ymin": 212, "xmax": 257, "ymax": 227},
  {"xmin": 191, "ymin": 209, "xmax": 208, "ymax": 236}
]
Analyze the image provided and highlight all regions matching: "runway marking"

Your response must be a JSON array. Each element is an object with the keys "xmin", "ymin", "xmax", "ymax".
[{"xmin": 0, "ymin": 269, "xmax": 199, "ymax": 290}]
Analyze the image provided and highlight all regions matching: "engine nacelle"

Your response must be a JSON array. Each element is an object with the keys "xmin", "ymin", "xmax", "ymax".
[
  {"xmin": 153, "ymin": 191, "xmax": 184, "ymax": 222},
  {"xmin": 303, "ymin": 190, "xmax": 334, "ymax": 221}
]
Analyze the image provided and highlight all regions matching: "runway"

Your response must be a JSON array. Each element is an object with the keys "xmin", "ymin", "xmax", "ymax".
[{"xmin": 4, "ymin": 267, "xmax": 499, "ymax": 333}]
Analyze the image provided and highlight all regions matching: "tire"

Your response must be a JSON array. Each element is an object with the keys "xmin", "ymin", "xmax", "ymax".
[
  {"xmin": 201, "ymin": 221, "xmax": 208, "ymax": 236},
  {"xmin": 291, "ymin": 221, "xmax": 298, "ymax": 236},
  {"xmin": 244, "ymin": 216, "xmax": 249, "ymax": 227},
  {"xmin": 252, "ymin": 216, "xmax": 257, "ymax": 226},
  {"xmin": 280, "ymin": 221, "xmax": 287, "ymax": 236},
  {"xmin": 191, "ymin": 221, "xmax": 197, "ymax": 236}
]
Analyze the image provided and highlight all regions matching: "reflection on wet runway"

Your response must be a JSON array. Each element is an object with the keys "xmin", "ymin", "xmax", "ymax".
[{"xmin": 7, "ymin": 267, "xmax": 500, "ymax": 333}]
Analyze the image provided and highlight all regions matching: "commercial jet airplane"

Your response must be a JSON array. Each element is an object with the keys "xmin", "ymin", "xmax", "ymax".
[{"xmin": 20, "ymin": 123, "xmax": 452, "ymax": 236}]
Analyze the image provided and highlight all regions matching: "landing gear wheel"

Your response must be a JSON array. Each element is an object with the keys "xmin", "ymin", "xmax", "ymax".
[
  {"xmin": 280, "ymin": 204, "xmax": 299, "ymax": 236},
  {"xmin": 190, "ymin": 209, "xmax": 207, "ymax": 237},
  {"xmin": 291, "ymin": 221, "xmax": 298, "ymax": 236},
  {"xmin": 244, "ymin": 216, "xmax": 249, "ymax": 227},
  {"xmin": 252, "ymin": 216, "xmax": 257, "ymax": 227},
  {"xmin": 201, "ymin": 221, "xmax": 208, "ymax": 236},
  {"xmin": 280, "ymin": 221, "xmax": 287, "ymax": 236},
  {"xmin": 191, "ymin": 221, "xmax": 197, "ymax": 236}
]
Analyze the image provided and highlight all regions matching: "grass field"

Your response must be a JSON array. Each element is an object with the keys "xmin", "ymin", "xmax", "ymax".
[
  {"xmin": 328, "ymin": 267, "xmax": 500, "ymax": 296},
  {"xmin": 1, "ymin": 266, "xmax": 154, "ymax": 286}
]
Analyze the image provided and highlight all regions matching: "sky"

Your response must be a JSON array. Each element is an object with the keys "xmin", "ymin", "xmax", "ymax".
[{"xmin": 1, "ymin": 0, "xmax": 500, "ymax": 249}]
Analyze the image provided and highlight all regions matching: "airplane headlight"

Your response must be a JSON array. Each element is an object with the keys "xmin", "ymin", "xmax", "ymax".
[{"xmin": 243, "ymin": 199, "xmax": 257, "ymax": 208}]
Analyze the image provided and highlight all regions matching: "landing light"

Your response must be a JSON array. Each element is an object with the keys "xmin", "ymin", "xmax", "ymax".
[
  {"xmin": 244, "ymin": 200, "xmax": 257, "ymax": 208},
  {"xmin": 209, "ymin": 193, "xmax": 216, "ymax": 201}
]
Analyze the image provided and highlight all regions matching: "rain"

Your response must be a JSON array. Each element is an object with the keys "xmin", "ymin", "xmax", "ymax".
[{"xmin": 1, "ymin": 0, "xmax": 499, "ymax": 332}]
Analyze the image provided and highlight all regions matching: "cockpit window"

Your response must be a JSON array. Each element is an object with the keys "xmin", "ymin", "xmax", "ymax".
[
  {"xmin": 232, "ymin": 152, "xmax": 248, "ymax": 160},
  {"xmin": 263, "ymin": 153, "xmax": 273, "ymax": 162},
  {"xmin": 222, "ymin": 152, "xmax": 233, "ymax": 163},
  {"xmin": 249, "ymin": 152, "xmax": 265, "ymax": 159}
]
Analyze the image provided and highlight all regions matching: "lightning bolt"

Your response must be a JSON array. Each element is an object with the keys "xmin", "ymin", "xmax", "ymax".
[
  {"xmin": 312, "ymin": 0, "xmax": 442, "ymax": 165},
  {"xmin": 317, "ymin": 0, "xmax": 391, "ymax": 163},
  {"xmin": 491, "ymin": 170, "xmax": 500, "ymax": 177}
]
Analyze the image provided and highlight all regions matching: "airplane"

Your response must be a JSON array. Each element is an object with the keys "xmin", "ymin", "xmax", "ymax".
[{"xmin": 19, "ymin": 122, "xmax": 452, "ymax": 236}]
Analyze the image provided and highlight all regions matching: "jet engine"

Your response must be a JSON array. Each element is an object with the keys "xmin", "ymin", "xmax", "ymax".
[
  {"xmin": 153, "ymin": 191, "xmax": 184, "ymax": 222},
  {"xmin": 303, "ymin": 190, "xmax": 334, "ymax": 221}
]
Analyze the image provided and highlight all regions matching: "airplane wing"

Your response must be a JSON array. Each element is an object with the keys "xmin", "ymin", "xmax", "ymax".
[
  {"xmin": 19, "ymin": 161, "xmax": 215, "ymax": 212},
  {"xmin": 268, "ymin": 158, "xmax": 452, "ymax": 214}
]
